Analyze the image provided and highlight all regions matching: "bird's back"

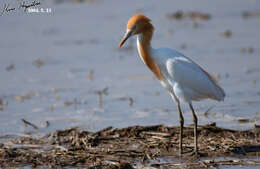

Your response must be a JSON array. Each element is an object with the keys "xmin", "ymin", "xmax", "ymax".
[{"xmin": 151, "ymin": 48, "xmax": 225, "ymax": 102}]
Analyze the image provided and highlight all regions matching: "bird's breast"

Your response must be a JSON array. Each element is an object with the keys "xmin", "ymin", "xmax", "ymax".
[{"xmin": 159, "ymin": 79, "xmax": 173, "ymax": 92}]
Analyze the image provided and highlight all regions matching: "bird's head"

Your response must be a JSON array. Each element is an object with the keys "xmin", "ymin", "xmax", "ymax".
[{"xmin": 119, "ymin": 14, "xmax": 153, "ymax": 48}]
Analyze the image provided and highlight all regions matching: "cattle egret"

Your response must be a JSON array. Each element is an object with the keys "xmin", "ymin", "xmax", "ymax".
[{"xmin": 118, "ymin": 14, "xmax": 225, "ymax": 155}]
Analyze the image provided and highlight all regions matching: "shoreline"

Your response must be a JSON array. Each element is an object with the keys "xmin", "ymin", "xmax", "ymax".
[{"xmin": 0, "ymin": 123, "xmax": 259, "ymax": 168}]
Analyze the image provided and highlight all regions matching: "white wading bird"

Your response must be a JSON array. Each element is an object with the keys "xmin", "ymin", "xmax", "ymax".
[{"xmin": 118, "ymin": 14, "xmax": 225, "ymax": 155}]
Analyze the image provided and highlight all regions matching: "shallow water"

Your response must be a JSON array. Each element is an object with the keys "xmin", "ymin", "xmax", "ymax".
[
  {"xmin": 0, "ymin": 0, "xmax": 260, "ymax": 137},
  {"xmin": 135, "ymin": 156, "xmax": 260, "ymax": 169}
]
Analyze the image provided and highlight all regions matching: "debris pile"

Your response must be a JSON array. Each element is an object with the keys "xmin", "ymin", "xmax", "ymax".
[
  {"xmin": 166, "ymin": 11, "xmax": 211, "ymax": 21},
  {"xmin": 0, "ymin": 123, "xmax": 259, "ymax": 168}
]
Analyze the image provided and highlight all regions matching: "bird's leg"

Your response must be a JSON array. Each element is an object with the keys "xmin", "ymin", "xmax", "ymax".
[
  {"xmin": 189, "ymin": 103, "xmax": 198, "ymax": 154},
  {"xmin": 177, "ymin": 102, "xmax": 184, "ymax": 155}
]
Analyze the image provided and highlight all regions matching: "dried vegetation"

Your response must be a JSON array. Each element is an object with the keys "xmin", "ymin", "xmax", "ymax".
[{"xmin": 0, "ymin": 123, "xmax": 260, "ymax": 168}]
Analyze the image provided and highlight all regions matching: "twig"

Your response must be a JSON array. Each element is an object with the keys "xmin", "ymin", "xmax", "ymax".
[
  {"xmin": 95, "ymin": 87, "xmax": 109, "ymax": 108},
  {"xmin": 204, "ymin": 105, "xmax": 215, "ymax": 117},
  {"xmin": 21, "ymin": 119, "xmax": 39, "ymax": 130},
  {"xmin": 45, "ymin": 121, "xmax": 50, "ymax": 128},
  {"xmin": 129, "ymin": 97, "xmax": 134, "ymax": 106}
]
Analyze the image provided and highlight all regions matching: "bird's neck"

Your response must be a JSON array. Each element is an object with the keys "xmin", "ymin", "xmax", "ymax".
[{"xmin": 137, "ymin": 25, "xmax": 164, "ymax": 80}]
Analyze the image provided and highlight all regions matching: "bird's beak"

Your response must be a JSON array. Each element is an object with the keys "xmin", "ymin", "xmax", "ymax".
[{"xmin": 118, "ymin": 29, "xmax": 133, "ymax": 48}]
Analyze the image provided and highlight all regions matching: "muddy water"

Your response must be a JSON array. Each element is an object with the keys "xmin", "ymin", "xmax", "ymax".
[{"xmin": 0, "ymin": 0, "xmax": 260, "ymax": 136}]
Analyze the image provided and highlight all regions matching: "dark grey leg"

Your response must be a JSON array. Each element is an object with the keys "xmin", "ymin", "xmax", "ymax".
[
  {"xmin": 189, "ymin": 103, "xmax": 198, "ymax": 154},
  {"xmin": 177, "ymin": 101, "xmax": 184, "ymax": 155}
]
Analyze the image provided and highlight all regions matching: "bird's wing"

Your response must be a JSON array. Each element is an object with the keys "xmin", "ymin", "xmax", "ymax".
[{"xmin": 166, "ymin": 56, "xmax": 225, "ymax": 101}]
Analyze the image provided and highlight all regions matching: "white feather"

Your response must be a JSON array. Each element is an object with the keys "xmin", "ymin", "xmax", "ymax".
[{"xmin": 151, "ymin": 48, "xmax": 225, "ymax": 103}]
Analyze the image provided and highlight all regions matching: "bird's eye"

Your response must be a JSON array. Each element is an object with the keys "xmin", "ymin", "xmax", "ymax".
[{"xmin": 133, "ymin": 25, "xmax": 137, "ymax": 31}]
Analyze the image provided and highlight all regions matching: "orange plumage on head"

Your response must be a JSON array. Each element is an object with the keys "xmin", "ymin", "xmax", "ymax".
[{"xmin": 126, "ymin": 14, "xmax": 153, "ymax": 35}]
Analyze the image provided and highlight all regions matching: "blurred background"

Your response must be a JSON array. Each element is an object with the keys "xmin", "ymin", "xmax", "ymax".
[{"xmin": 0, "ymin": 0, "xmax": 260, "ymax": 136}]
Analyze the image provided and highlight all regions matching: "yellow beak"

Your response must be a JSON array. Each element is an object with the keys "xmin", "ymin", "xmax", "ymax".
[{"xmin": 118, "ymin": 30, "xmax": 132, "ymax": 48}]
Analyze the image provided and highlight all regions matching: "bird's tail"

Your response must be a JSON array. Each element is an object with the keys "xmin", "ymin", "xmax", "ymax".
[
  {"xmin": 213, "ymin": 84, "xmax": 225, "ymax": 101},
  {"xmin": 197, "ymin": 65, "xmax": 225, "ymax": 101}
]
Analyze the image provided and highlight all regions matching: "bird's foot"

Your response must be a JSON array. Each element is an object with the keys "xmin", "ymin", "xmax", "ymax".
[
  {"xmin": 178, "ymin": 151, "xmax": 183, "ymax": 158},
  {"xmin": 186, "ymin": 150, "xmax": 207, "ymax": 158}
]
